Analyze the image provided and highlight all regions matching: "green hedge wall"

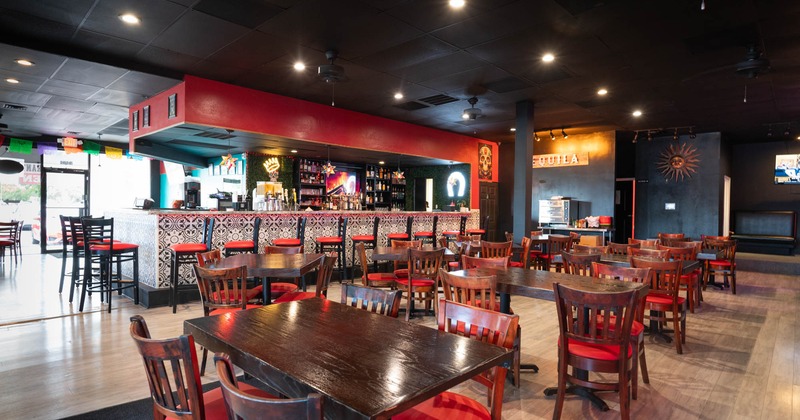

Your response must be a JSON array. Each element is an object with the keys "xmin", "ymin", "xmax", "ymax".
[{"xmin": 404, "ymin": 164, "xmax": 471, "ymax": 211}]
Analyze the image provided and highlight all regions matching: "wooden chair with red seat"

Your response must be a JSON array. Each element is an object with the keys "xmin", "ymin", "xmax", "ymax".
[
  {"xmin": 79, "ymin": 217, "xmax": 140, "ymax": 313},
  {"xmin": 386, "ymin": 215, "xmax": 413, "ymax": 246},
  {"xmin": 314, "ymin": 216, "xmax": 347, "ymax": 282},
  {"xmin": 395, "ymin": 247, "xmax": 443, "ymax": 321},
  {"xmin": 480, "ymin": 240, "xmax": 512, "ymax": 258},
  {"xmin": 168, "ymin": 217, "xmax": 214, "ymax": 313},
  {"xmin": 568, "ymin": 231, "xmax": 581, "ymax": 248},
  {"xmin": 609, "ymin": 241, "xmax": 637, "ymax": 255},
  {"xmin": 351, "ymin": 216, "xmax": 380, "ymax": 278},
  {"xmin": 442, "ymin": 215, "xmax": 467, "ymax": 247},
  {"xmin": 538, "ymin": 234, "xmax": 572, "ymax": 272},
  {"xmin": 465, "ymin": 215, "xmax": 489, "ymax": 240},
  {"xmin": 0, "ymin": 221, "xmax": 20, "ymax": 264},
  {"xmin": 509, "ymin": 236, "xmax": 532, "ymax": 269},
  {"xmin": 195, "ymin": 249, "xmax": 264, "ymax": 304},
  {"xmin": 462, "ymin": 254, "xmax": 510, "ymax": 269},
  {"xmin": 703, "ymin": 238, "xmax": 738, "ymax": 294},
  {"xmin": 263, "ymin": 245, "xmax": 305, "ymax": 295},
  {"xmin": 57, "ymin": 215, "xmax": 78, "ymax": 295},
  {"xmin": 193, "ymin": 263, "xmax": 261, "ymax": 375},
  {"xmin": 272, "ymin": 216, "xmax": 307, "ymax": 247},
  {"xmin": 273, "ymin": 254, "xmax": 337, "ymax": 303},
  {"xmin": 339, "ymin": 283, "xmax": 402, "ymax": 318},
  {"xmin": 390, "ymin": 239, "xmax": 422, "ymax": 279},
  {"xmin": 413, "ymin": 215, "xmax": 438, "ymax": 245},
  {"xmin": 66, "ymin": 216, "xmax": 88, "ymax": 304},
  {"xmin": 658, "ymin": 232, "xmax": 685, "ymax": 245},
  {"xmin": 573, "ymin": 244, "xmax": 608, "ymax": 254},
  {"xmin": 561, "ymin": 251, "xmax": 601, "ymax": 277},
  {"xmin": 215, "ymin": 353, "xmax": 323, "ymax": 420},
  {"xmin": 628, "ymin": 238, "xmax": 658, "ymax": 249},
  {"xmin": 630, "ymin": 257, "xmax": 686, "ymax": 354},
  {"xmin": 658, "ymin": 244, "xmax": 701, "ymax": 312},
  {"xmin": 355, "ymin": 242, "xmax": 397, "ymax": 289},
  {"xmin": 223, "ymin": 217, "xmax": 261, "ymax": 256},
  {"xmin": 551, "ymin": 283, "xmax": 639, "ymax": 420},
  {"xmin": 628, "ymin": 247, "xmax": 670, "ymax": 259},
  {"xmin": 591, "ymin": 262, "xmax": 652, "ymax": 400},
  {"xmin": 439, "ymin": 236, "xmax": 462, "ymax": 271},
  {"xmin": 394, "ymin": 299, "xmax": 518, "ymax": 420},
  {"xmin": 129, "ymin": 315, "xmax": 275, "ymax": 420}
]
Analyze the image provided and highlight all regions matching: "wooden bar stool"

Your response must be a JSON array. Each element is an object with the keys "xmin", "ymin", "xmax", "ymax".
[
  {"xmin": 223, "ymin": 217, "xmax": 261, "ymax": 256},
  {"xmin": 315, "ymin": 217, "xmax": 347, "ymax": 282},
  {"xmin": 272, "ymin": 216, "xmax": 307, "ymax": 248},
  {"xmin": 466, "ymin": 215, "xmax": 489, "ymax": 240},
  {"xmin": 386, "ymin": 216, "xmax": 413, "ymax": 246},
  {"xmin": 168, "ymin": 217, "xmax": 214, "ymax": 313},
  {"xmin": 351, "ymin": 216, "xmax": 379, "ymax": 278},
  {"xmin": 79, "ymin": 217, "xmax": 140, "ymax": 313},
  {"xmin": 441, "ymin": 215, "xmax": 467, "ymax": 247},
  {"xmin": 413, "ymin": 215, "xmax": 438, "ymax": 245},
  {"xmin": 58, "ymin": 215, "xmax": 76, "ymax": 294}
]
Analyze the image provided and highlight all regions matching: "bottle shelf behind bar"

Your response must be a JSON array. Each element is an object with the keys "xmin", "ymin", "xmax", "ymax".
[{"xmin": 298, "ymin": 158, "xmax": 324, "ymax": 209}]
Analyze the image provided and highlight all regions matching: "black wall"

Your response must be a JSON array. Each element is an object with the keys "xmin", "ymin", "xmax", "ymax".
[
  {"xmin": 497, "ymin": 142, "xmax": 515, "ymax": 237},
  {"xmin": 634, "ymin": 132, "xmax": 726, "ymax": 240},
  {"xmin": 405, "ymin": 164, "xmax": 471, "ymax": 211},
  {"xmin": 731, "ymin": 140, "xmax": 800, "ymax": 253}
]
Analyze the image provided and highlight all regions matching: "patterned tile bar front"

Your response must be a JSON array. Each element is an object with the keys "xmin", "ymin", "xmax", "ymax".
[{"xmin": 107, "ymin": 210, "xmax": 477, "ymax": 289}]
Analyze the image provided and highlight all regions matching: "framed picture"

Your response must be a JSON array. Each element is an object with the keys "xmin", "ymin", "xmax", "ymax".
[
  {"xmin": 478, "ymin": 143, "xmax": 492, "ymax": 180},
  {"xmin": 132, "ymin": 110, "xmax": 139, "ymax": 132},
  {"xmin": 142, "ymin": 105, "xmax": 150, "ymax": 127},
  {"xmin": 168, "ymin": 93, "xmax": 177, "ymax": 119}
]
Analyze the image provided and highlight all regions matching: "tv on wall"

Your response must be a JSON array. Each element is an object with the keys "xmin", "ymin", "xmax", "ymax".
[
  {"xmin": 325, "ymin": 171, "xmax": 360, "ymax": 195},
  {"xmin": 775, "ymin": 154, "xmax": 800, "ymax": 184}
]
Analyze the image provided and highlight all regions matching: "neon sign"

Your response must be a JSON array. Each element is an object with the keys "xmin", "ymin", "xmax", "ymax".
[{"xmin": 446, "ymin": 171, "xmax": 466, "ymax": 197}]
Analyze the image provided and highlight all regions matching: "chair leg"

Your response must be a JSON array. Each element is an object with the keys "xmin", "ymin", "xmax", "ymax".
[
  {"xmin": 620, "ymin": 366, "xmax": 631, "ymax": 420},
  {"xmin": 513, "ymin": 325, "xmax": 521, "ymax": 387},
  {"xmin": 404, "ymin": 288, "xmax": 412, "ymax": 322},
  {"xmin": 59, "ymin": 247, "xmax": 68, "ymax": 293},
  {"xmin": 673, "ymin": 310, "xmax": 683, "ymax": 354},
  {"xmin": 553, "ymin": 355, "xmax": 567, "ymax": 420},
  {"xmin": 731, "ymin": 270, "xmax": 737, "ymax": 294},
  {"xmin": 200, "ymin": 347, "xmax": 208, "ymax": 376},
  {"xmin": 639, "ymin": 339, "xmax": 649, "ymax": 384}
]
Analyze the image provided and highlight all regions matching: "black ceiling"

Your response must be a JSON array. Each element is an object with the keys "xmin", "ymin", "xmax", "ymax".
[{"xmin": 1, "ymin": 0, "xmax": 800, "ymax": 165}]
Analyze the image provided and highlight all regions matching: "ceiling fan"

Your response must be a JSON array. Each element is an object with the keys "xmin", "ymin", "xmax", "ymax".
[
  {"xmin": 682, "ymin": 44, "xmax": 771, "ymax": 83},
  {"xmin": 461, "ymin": 96, "xmax": 483, "ymax": 120},
  {"xmin": 317, "ymin": 50, "xmax": 347, "ymax": 83}
]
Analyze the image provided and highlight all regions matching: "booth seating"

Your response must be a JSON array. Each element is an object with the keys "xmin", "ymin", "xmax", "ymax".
[{"xmin": 730, "ymin": 210, "xmax": 796, "ymax": 255}]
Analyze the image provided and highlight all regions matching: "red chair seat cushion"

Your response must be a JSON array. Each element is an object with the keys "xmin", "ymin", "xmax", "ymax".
[
  {"xmin": 211, "ymin": 286, "xmax": 264, "ymax": 303},
  {"xmin": 172, "ymin": 383, "xmax": 275, "ymax": 420},
  {"xmin": 559, "ymin": 337, "xmax": 633, "ymax": 360},
  {"xmin": 170, "ymin": 243, "xmax": 208, "ymax": 253},
  {"xmin": 387, "ymin": 233, "xmax": 409, "ymax": 239},
  {"xmin": 0, "ymin": 240, "xmax": 15, "ymax": 247},
  {"xmin": 414, "ymin": 231, "xmax": 433, "ymax": 237},
  {"xmin": 352, "ymin": 235, "xmax": 375, "ymax": 242},
  {"xmin": 645, "ymin": 293, "xmax": 686, "ymax": 306},
  {"xmin": 89, "ymin": 242, "xmax": 139, "ymax": 251},
  {"xmin": 395, "ymin": 278, "xmax": 435, "ymax": 287},
  {"xmin": 315, "ymin": 236, "xmax": 342, "ymax": 244},
  {"xmin": 224, "ymin": 240, "xmax": 254, "ymax": 249},
  {"xmin": 270, "ymin": 282, "xmax": 299, "ymax": 296},
  {"xmin": 209, "ymin": 304, "xmax": 262, "ymax": 315},
  {"xmin": 273, "ymin": 238, "xmax": 301, "ymax": 246},
  {"xmin": 509, "ymin": 261, "xmax": 524, "ymax": 268},
  {"xmin": 466, "ymin": 229, "xmax": 485, "ymax": 234},
  {"xmin": 447, "ymin": 261, "xmax": 460, "ymax": 269},
  {"xmin": 709, "ymin": 260, "xmax": 733, "ymax": 267},
  {"xmin": 367, "ymin": 272, "xmax": 397, "ymax": 282},
  {"xmin": 442, "ymin": 231, "xmax": 460, "ymax": 236},
  {"xmin": 273, "ymin": 291, "xmax": 322, "ymax": 303},
  {"xmin": 394, "ymin": 391, "xmax": 490, "ymax": 420},
  {"xmin": 394, "ymin": 268, "xmax": 409, "ymax": 278}
]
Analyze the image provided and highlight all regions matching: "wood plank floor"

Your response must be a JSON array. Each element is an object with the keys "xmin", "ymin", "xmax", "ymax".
[{"xmin": 0, "ymin": 254, "xmax": 797, "ymax": 419}]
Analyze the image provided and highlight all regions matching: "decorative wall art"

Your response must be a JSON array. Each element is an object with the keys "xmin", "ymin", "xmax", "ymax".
[
  {"xmin": 478, "ymin": 143, "xmax": 492, "ymax": 180},
  {"xmin": 168, "ymin": 93, "xmax": 177, "ymax": 118},
  {"xmin": 658, "ymin": 142, "xmax": 700, "ymax": 182}
]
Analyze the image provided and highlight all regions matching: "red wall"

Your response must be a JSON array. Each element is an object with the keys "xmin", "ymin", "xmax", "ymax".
[{"xmin": 131, "ymin": 75, "xmax": 498, "ymax": 208}]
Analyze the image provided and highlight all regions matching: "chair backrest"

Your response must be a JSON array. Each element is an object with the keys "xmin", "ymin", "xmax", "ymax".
[
  {"xmin": 391, "ymin": 239, "xmax": 422, "ymax": 271},
  {"xmin": 439, "ymin": 268, "xmax": 498, "ymax": 310},
  {"xmin": 215, "ymin": 353, "xmax": 323, "ymax": 420},
  {"xmin": 568, "ymin": 231, "xmax": 580, "ymax": 248},
  {"xmin": 265, "ymin": 245, "xmax": 303, "ymax": 254},
  {"xmin": 628, "ymin": 247, "xmax": 670, "ymax": 259},
  {"xmin": 462, "ymin": 255, "xmax": 510, "ymax": 269},
  {"xmin": 480, "ymin": 215, "xmax": 489, "ymax": 231},
  {"xmin": 405, "ymin": 216, "xmax": 414, "ymax": 237},
  {"xmin": 701, "ymin": 234, "xmax": 729, "ymax": 241},
  {"xmin": 630, "ymin": 257, "xmax": 683, "ymax": 297},
  {"xmin": 431, "ymin": 215, "xmax": 438, "ymax": 235},
  {"xmin": 0, "ymin": 220, "xmax": 20, "ymax": 241},
  {"xmin": 561, "ymin": 251, "xmax": 602, "ymax": 276},
  {"xmin": 481, "ymin": 240, "xmax": 512, "ymax": 258},
  {"xmin": 704, "ymin": 238, "xmax": 737, "ymax": 262},
  {"xmin": 251, "ymin": 217, "xmax": 262, "ymax": 249},
  {"xmin": 59, "ymin": 215, "xmax": 72, "ymax": 246},
  {"xmin": 202, "ymin": 217, "xmax": 215, "ymax": 250},
  {"xmin": 195, "ymin": 249, "xmax": 221, "ymax": 267},
  {"xmin": 517, "ymin": 236, "xmax": 532, "ymax": 268},
  {"xmin": 456, "ymin": 234, "xmax": 481, "ymax": 242},
  {"xmin": 458, "ymin": 215, "xmax": 467, "ymax": 235},
  {"xmin": 608, "ymin": 242, "xmax": 635, "ymax": 255},
  {"xmin": 192, "ymin": 264, "xmax": 249, "ymax": 316},
  {"xmin": 530, "ymin": 230, "xmax": 544, "ymax": 237},
  {"xmin": 296, "ymin": 216, "xmax": 307, "ymax": 241},
  {"xmin": 437, "ymin": 299, "xmax": 518, "ymax": 420},
  {"xmin": 340, "ymin": 284, "xmax": 402, "ymax": 317},
  {"xmin": 408, "ymin": 248, "xmax": 445, "ymax": 281},
  {"xmin": 657, "ymin": 244, "xmax": 697, "ymax": 261},
  {"xmin": 336, "ymin": 217, "xmax": 348, "ymax": 239},
  {"xmin": 628, "ymin": 238, "xmax": 658, "ymax": 248},
  {"xmin": 371, "ymin": 216, "xmax": 381, "ymax": 240},
  {"xmin": 546, "ymin": 234, "xmax": 572, "ymax": 257},
  {"xmin": 504, "ymin": 231, "xmax": 513, "ymax": 242},
  {"xmin": 129, "ymin": 315, "xmax": 207, "ymax": 420},
  {"xmin": 81, "ymin": 217, "xmax": 114, "ymax": 253},
  {"xmin": 312, "ymin": 254, "xmax": 338, "ymax": 298},
  {"xmin": 658, "ymin": 232, "xmax": 685, "ymax": 242},
  {"xmin": 572, "ymin": 244, "xmax": 608, "ymax": 254},
  {"xmin": 68, "ymin": 216, "xmax": 85, "ymax": 248}
]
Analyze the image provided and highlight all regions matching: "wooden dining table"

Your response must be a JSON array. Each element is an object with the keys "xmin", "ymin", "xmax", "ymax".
[
  {"xmin": 205, "ymin": 253, "xmax": 324, "ymax": 304},
  {"xmin": 184, "ymin": 298, "xmax": 513, "ymax": 420}
]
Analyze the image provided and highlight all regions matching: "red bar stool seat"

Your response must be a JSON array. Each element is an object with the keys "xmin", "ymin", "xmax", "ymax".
[
  {"xmin": 168, "ymin": 217, "xmax": 214, "ymax": 313},
  {"xmin": 272, "ymin": 216, "xmax": 306, "ymax": 250},
  {"xmin": 465, "ymin": 215, "xmax": 489, "ymax": 239},
  {"xmin": 351, "ymin": 216, "xmax": 380, "ymax": 278},
  {"xmin": 272, "ymin": 238, "xmax": 301, "ymax": 246},
  {"xmin": 385, "ymin": 216, "xmax": 413, "ymax": 246},
  {"xmin": 314, "ymin": 217, "xmax": 347, "ymax": 282},
  {"xmin": 442, "ymin": 215, "xmax": 467, "ymax": 247},
  {"xmin": 223, "ymin": 218, "xmax": 261, "ymax": 256},
  {"xmin": 413, "ymin": 215, "xmax": 438, "ymax": 245}
]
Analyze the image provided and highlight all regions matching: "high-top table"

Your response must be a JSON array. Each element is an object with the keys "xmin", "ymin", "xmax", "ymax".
[{"xmin": 184, "ymin": 298, "xmax": 513, "ymax": 419}]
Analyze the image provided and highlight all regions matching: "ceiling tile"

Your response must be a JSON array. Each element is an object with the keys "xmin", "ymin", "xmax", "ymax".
[
  {"xmin": 194, "ymin": 0, "xmax": 283, "ymax": 29},
  {"xmin": 106, "ymin": 72, "xmax": 180, "ymax": 97},
  {"xmin": 80, "ymin": 0, "xmax": 189, "ymax": 45},
  {"xmin": 53, "ymin": 58, "xmax": 129, "ymax": 87},
  {"xmin": 38, "ymin": 79, "xmax": 103, "ymax": 100},
  {"xmin": 151, "ymin": 10, "xmax": 250, "ymax": 59}
]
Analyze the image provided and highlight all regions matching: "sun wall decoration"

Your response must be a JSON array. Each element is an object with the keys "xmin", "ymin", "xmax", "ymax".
[{"xmin": 657, "ymin": 142, "xmax": 700, "ymax": 182}]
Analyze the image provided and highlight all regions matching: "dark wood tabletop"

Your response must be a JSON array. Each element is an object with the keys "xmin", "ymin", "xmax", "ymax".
[
  {"xmin": 207, "ymin": 253, "xmax": 324, "ymax": 303},
  {"xmin": 371, "ymin": 246, "xmax": 456, "ymax": 261},
  {"xmin": 597, "ymin": 253, "xmax": 700, "ymax": 273},
  {"xmin": 184, "ymin": 298, "xmax": 513, "ymax": 420}
]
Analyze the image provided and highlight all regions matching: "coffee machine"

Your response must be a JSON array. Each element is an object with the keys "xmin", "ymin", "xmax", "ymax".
[{"xmin": 184, "ymin": 181, "xmax": 201, "ymax": 209}]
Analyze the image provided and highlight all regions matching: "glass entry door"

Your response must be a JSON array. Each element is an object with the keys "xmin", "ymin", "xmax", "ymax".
[{"xmin": 41, "ymin": 171, "xmax": 89, "ymax": 253}]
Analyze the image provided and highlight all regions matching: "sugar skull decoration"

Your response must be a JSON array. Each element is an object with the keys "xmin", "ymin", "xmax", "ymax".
[{"xmin": 478, "ymin": 143, "xmax": 492, "ymax": 180}]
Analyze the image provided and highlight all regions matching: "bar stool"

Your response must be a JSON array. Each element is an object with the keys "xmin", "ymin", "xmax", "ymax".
[
  {"xmin": 466, "ymin": 215, "xmax": 489, "ymax": 240},
  {"xmin": 67, "ymin": 216, "xmax": 90, "ymax": 304},
  {"xmin": 413, "ymin": 215, "xmax": 438, "ymax": 245},
  {"xmin": 386, "ymin": 216, "xmax": 413, "ymax": 246},
  {"xmin": 223, "ymin": 217, "xmax": 261, "ymax": 256},
  {"xmin": 442, "ymin": 215, "xmax": 467, "ymax": 247},
  {"xmin": 79, "ymin": 217, "xmax": 140, "ymax": 313},
  {"xmin": 351, "ymin": 216, "xmax": 379, "ymax": 278},
  {"xmin": 272, "ymin": 216, "xmax": 307, "ymax": 249},
  {"xmin": 58, "ymin": 215, "xmax": 75, "ymax": 294},
  {"xmin": 168, "ymin": 217, "xmax": 215, "ymax": 313},
  {"xmin": 315, "ymin": 217, "xmax": 347, "ymax": 282}
]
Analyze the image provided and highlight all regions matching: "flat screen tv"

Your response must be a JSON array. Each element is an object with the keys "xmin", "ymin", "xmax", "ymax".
[
  {"xmin": 325, "ymin": 170, "xmax": 360, "ymax": 195},
  {"xmin": 775, "ymin": 154, "xmax": 800, "ymax": 184}
]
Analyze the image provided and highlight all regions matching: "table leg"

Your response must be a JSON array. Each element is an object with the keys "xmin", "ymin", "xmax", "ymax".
[
  {"xmin": 261, "ymin": 277, "xmax": 273, "ymax": 305},
  {"xmin": 648, "ymin": 310, "xmax": 673, "ymax": 343},
  {"xmin": 543, "ymin": 368, "xmax": 610, "ymax": 411},
  {"xmin": 499, "ymin": 293, "xmax": 539, "ymax": 376}
]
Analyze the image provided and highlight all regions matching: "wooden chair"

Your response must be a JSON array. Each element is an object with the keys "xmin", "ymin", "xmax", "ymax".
[
  {"xmin": 509, "ymin": 236, "xmax": 531, "ymax": 269},
  {"xmin": 395, "ymin": 248, "xmax": 443, "ymax": 321},
  {"xmin": 339, "ymin": 283, "xmax": 402, "ymax": 317},
  {"xmin": 273, "ymin": 254, "xmax": 337, "ymax": 302},
  {"xmin": 462, "ymin": 255, "xmax": 510, "ymax": 269},
  {"xmin": 79, "ymin": 217, "xmax": 140, "ymax": 313},
  {"xmin": 456, "ymin": 233, "xmax": 482, "ymax": 242},
  {"xmin": 560, "ymin": 251, "xmax": 601, "ymax": 277},
  {"xmin": 609, "ymin": 241, "xmax": 637, "ymax": 255},
  {"xmin": 0, "ymin": 221, "xmax": 20, "ymax": 264},
  {"xmin": 551, "ymin": 283, "xmax": 639, "ymax": 420},
  {"xmin": 573, "ymin": 244, "xmax": 608, "ymax": 254},
  {"xmin": 129, "ymin": 315, "xmax": 274, "ymax": 420},
  {"xmin": 628, "ymin": 238, "xmax": 658, "ymax": 249},
  {"xmin": 395, "ymin": 300, "xmax": 518, "ymax": 420},
  {"xmin": 628, "ymin": 247, "xmax": 670, "ymax": 259},
  {"xmin": 529, "ymin": 230, "xmax": 545, "ymax": 260},
  {"xmin": 263, "ymin": 245, "xmax": 305, "ymax": 294},
  {"xmin": 196, "ymin": 249, "xmax": 263, "ymax": 303},
  {"xmin": 658, "ymin": 232, "xmax": 685, "ymax": 245},
  {"xmin": 592, "ymin": 262, "xmax": 652, "ymax": 400},
  {"xmin": 390, "ymin": 239, "xmax": 422, "ymax": 279},
  {"xmin": 703, "ymin": 238, "xmax": 738, "ymax": 294},
  {"xmin": 630, "ymin": 257, "xmax": 686, "ymax": 354},
  {"xmin": 355, "ymin": 242, "xmax": 397, "ymax": 288},
  {"xmin": 701, "ymin": 234, "xmax": 729, "ymax": 241},
  {"xmin": 504, "ymin": 231, "xmax": 514, "ymax": 242},
  {"xmin": 480, "ymin": 240, "xmax": 512, "ymax": 258},
  {"xmin": 537, "ymin": 234, "xmax": 571, "ymax": 272},
  {"xmin": 215, "ymin": 353, "xmax": 322, "ymax": 420},
  {"xmin": 658, "ymin": 244, "xmax": 701, "ymax": 312},
  {"xmin": 568, "ymin": 231, "xmax": 581, "ymax": 247}
]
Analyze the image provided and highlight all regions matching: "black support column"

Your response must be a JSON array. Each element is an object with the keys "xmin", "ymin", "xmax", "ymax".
[{"xmin": 513, "ymin": 100, "xmax": 534, "ymax": 241}]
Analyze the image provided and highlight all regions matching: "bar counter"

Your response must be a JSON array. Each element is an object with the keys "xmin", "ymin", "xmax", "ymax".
[{"xmin": 106, "ymin": 209, "xmax": 477, "ymax": 306}]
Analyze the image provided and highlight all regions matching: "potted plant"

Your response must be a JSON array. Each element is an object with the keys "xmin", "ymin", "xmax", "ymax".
[{"xmin": 457, "ymin": 199, "xmax": 469, "ymax": 212}]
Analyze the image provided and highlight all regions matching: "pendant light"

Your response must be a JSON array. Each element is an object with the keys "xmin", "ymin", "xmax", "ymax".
[
  {"xmin": 322, "ymin": 145, "xmax": 336, "ymax": 175},
  {"xmin": 393, "ymin": 155, "xmax": 404, "ymax": 180}
]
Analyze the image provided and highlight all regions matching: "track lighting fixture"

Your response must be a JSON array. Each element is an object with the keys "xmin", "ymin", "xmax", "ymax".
[
  {"xmin": 688, "ymin": 127, "xmax": 696, "ymax": 139},
  {"xmin": 632, "ymin": 131, "xmax": 638, "ymax": 144},
  {"xmin": 767, "ymin": 125, "xmax": 773, "ymax": 137},
  {"xmin": 673, "ymin": 128, "xmax": 679, "ymax": 141},
  {"xmin": 534, "ymin": 133, "xmax": 540, "ymax": 142},
  {"xmin": 646, "ymin": 131, "xmax": 653, "ymax": 141},
  {"xmin": 561, "ymin": 128, "xmax": 568, "ymax": 139},
  {"xmin": 549, "ymin": 130, "xmax": 556, "ymax": 141},
  {"xmin": 784, "ymin": 124, "xmax": 792, "ymax": 137}
]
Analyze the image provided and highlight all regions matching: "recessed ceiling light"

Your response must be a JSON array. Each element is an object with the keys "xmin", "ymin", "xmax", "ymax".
[
  {"xmin": 510, "ymin": 128, "xmax": 516, "ymax": 132},
  {"xmin": 632, "ymin": 110, "xmax": 643, "ymax": 117},
  {"xmin": 15, "ymin": 59, "xmax": 34, "ymax": 66},
  {"xmin": 118, "ymin": 13, "xmax": 141, "ymax": 24},
  {"xmin": 290, "ymin": 149, "xmax": 298, "ymax": 153},
  {"xmin": 5, "ymin": 78, "xmax": 19, "ymax": 84},
  {"xmin": 597, "ymin": 88, "xmax": 608, "ymax": 96},
  {"xmin": 379, "ymin": 161, "xmax": 385, "ymax": 165},
  {"xmin": 293, "ymin": 61, "xmax": 306, "ymax": 71},
  {"xmin": 542, "ymin": 53, "xmax": 555, "ymax": 63},
  {"xmin": 394, "ymin": 92, "xmax": 403, "ymax": 100},
  {"xmin": 449, "ymin": 0, "xmax": 466, "ymax": 8}
]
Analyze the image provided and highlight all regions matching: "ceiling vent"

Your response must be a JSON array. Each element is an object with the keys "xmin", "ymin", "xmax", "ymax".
[
  {"xmin": 418, "ymin": 94, "xmax": 459, "ymax": 106},
  {"xmin": 2, "ymin": 103, "xmax": 28, "ymax": 111},
  {"xmin": 195, "ymin": 131, "xmax": 235, "ymax": 140},
  {"xmin": 393, "ymin": 101, "xmax": 429, "ymax": 111}
]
